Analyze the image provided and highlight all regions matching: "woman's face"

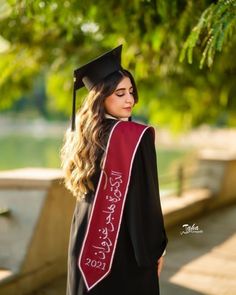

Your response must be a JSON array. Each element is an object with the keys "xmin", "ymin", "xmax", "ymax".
[{"xmin": 104, "ymin": 76, "xmax": 135, "ymax": 119}]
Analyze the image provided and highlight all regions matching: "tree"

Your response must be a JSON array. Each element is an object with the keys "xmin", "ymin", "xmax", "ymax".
[
  {"xmin": 180, "ymin": 0, "xmax": 236, "ymax": 68},
  {"xmin": 0, "ymin": 0, "xmax": 235, "ymax": 128}
]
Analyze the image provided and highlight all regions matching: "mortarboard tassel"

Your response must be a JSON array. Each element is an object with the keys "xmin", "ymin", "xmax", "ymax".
[{"xmin": 71, "ymin": 76, "xmax": 76, "ymax": 131}]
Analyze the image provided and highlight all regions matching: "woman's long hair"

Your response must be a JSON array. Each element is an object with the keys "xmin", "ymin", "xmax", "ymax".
[{"xmin": 60, "ymin": 69, "xmax": 138, "ymax": 200}]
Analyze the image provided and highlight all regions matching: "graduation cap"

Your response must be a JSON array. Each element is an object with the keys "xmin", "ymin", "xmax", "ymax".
[{"xmin": 71, "ymin": 45, "xmax": 123, "ymax": 131}]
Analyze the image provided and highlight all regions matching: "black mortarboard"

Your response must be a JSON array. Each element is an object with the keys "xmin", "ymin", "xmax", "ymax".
[{"xmin": 71, "ymin": 45, "xmax": 123, "ymax": 131}]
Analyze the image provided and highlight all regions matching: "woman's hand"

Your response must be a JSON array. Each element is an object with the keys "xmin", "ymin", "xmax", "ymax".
[{"xmin": 157, "ymin": 256, "xmax": 164, "ymax": 277}]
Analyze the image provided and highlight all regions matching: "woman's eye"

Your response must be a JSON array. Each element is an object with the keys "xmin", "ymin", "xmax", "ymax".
[
  {"xmin": 115, "ymin": 90, "xmax": 134, "ymax": 97},
  {"xmin": 116, "ymin": 93, "xmax": 124, "ymax": 97}
]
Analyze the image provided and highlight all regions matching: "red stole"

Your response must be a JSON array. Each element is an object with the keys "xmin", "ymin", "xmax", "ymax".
[{"xmin": 78, "ymin": 120, "xmax": 155, "ymax": 291}]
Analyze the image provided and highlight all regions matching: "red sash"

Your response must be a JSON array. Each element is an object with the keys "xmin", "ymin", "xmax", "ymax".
[{"xmin": 78, "ymin": 120, "xmax": 155, "ymax": 290}]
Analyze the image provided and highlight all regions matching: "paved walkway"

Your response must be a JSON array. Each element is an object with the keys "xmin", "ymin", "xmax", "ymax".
[
  {"xmin": 160, "ymin": 204, "xmax": 236, "ymax": 295},
  {"xmin": 29, "ymin": 204, "xmax": 236, "ymax": 295}
]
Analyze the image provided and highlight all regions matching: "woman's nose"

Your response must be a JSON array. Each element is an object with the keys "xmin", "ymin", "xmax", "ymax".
[{"xmin": 125, "ymin": 92, "xmax": 133, "ymax": 102}]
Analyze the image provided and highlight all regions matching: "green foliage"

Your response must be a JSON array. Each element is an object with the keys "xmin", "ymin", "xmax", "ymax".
[
  {"xmin": 0, "ymin": 49, "xmax": 39, "ymax": 108},
  {"xmin": 180, "ymin": 0, "xmax": 236, "ymax": 68},
  {"xmin": 0, "ymin": 134, "xmax": 62, "ymax": 169},
  {"xmin": 0, "ymin": 0, "xmax": 235, "ymax": 129}
]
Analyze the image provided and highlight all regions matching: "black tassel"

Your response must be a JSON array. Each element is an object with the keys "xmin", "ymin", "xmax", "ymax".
[{"xmin": 71, "ymin": 77, "xmax": 76, "ymax": 131}]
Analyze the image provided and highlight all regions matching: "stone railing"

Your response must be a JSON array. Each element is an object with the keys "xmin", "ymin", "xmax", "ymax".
[
  {"xmin": 162, "ymin": 151, "xmax": 236, "ymax": 228},
  {"xmin": 1, "ymin": 152, "xmax": 236, "ymax": 294},
  {"xmin": 0, "ymin": 168, "xmax": 75, "ymax": 295}
]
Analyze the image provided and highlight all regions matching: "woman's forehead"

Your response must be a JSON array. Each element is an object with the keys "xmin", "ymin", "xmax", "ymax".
[{"xmin": 116, "ymin": 76, "xmax": 133, "ymax": 89}]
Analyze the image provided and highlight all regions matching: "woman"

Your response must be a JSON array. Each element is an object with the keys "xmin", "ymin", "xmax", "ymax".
[{"xmin": 61, "ymin": 45, "xmax": 168, "ymax": 295}]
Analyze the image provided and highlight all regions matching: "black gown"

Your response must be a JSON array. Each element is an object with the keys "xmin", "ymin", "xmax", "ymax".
[{"xmin": 66, "ymin": 118, "xmax": 168, "ymax": 295}]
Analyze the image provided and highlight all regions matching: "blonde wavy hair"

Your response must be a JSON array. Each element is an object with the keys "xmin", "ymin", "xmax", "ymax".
[{"xmin": 60, "ymin": 69, "xmax": 138, "ymax": 200}]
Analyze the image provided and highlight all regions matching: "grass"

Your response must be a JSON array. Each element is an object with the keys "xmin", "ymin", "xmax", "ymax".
[
  {"xmin": 0, "ymin": 135, "xmax": 191, "ymax": 195},
  {"xmin": 0, "ymin": 135, "xmax": 63, "ymax": 170}
]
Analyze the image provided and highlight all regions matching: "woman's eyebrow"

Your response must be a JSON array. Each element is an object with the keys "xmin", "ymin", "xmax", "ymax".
[{"xmin": 115, "ymin": 86, "xmax": 133, "ymax": 91}]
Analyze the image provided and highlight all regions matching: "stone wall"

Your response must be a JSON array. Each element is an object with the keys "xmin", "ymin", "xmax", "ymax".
[
  {"xmin": 0, "ymin": 168, "xmax": 75, "ymax": 295},
  {"xmin": 1, "ymin": 153, "xmax": 236, "ymax": 294}
]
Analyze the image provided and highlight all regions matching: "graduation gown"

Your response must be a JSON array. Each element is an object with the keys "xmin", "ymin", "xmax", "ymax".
[{"xmin": 66, "ymin": 118, "xmax": 168, "ymax": 295}]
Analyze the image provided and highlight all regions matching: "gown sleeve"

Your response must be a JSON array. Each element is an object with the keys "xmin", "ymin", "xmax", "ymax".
[{"xmin": 124, "ymin": 128, "xmax": 168, "ymax": 267}]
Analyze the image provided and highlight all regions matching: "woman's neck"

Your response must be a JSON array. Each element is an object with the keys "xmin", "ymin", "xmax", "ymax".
[{"xmin": 104, "ymin": 113, "xmax": 129, "ymax": 121}]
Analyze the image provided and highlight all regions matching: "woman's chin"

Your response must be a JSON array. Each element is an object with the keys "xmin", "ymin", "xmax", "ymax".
[{"xmin": 120, "ymin": 110, "xmax": 132, "ymax": 117}]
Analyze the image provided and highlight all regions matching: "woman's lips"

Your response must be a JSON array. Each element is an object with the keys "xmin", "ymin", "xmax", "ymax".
[{"xmin": 123, "ymin": 107, "xmax": 132, "ymax": 111}]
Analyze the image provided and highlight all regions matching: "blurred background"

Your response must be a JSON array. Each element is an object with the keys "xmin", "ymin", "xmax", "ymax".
[
  {"xmin": 0, "ymin": 0, "xmax": 236, "ymax": 188},
  {"xmin": 0, "ymin": 1, "xmax": 236, "ymax": 295}
]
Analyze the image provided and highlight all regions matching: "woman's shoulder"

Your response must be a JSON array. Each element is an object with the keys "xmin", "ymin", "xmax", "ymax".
[
  {"xmin": 103, "ymin": 119, "xmax": 155, "ymax": 144},
  {"xmin": 114, "ymin": 120, "xmax": 154, "ymax": 131},
  {"xmin": 121, "ymin": 121, "xmax": 155, "ymax": 141}
]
